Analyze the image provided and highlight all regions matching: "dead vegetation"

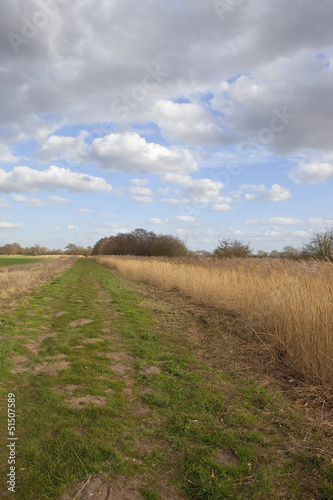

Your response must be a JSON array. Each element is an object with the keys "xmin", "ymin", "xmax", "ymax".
[
  {"xmin": 0, "ymin": 257, "xmax": 78, "ymax": 299},
  {"xmin": 93, "ymin": 255, "xmax": 333, "ymax": 399}
]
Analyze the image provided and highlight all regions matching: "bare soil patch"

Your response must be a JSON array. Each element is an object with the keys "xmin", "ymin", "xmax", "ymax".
[
  {"xmin": 216, "ymin": 449, "xmax": 240, "ymax": 466},
  {"xmin": 33, "ymin": 360, "xmax": 70, "ymax": 376},
  {"xmin": 82, "ymin": 338, "xmax": 105, "ymax": 344},
  {"xmin": 70, "ymin": 319, "xmax": 93, "ymax": 327},
  {"xmin": 54, "ymin": 311, "xmax": 68, "ymax": 317},
  {"xmin": 11, "ymin": 355, "xmax": 30, "ymax": 374},
  {"xmin": 60, "ymin": 477, "xmax": 142, "ymax": 500},
  {"xmin": 66, "ymin": 395, "xmax": 107, "ymax": 410},
  {"xmin": 98, "ymin": 351, "xmax": 131, "ymax": 361}
]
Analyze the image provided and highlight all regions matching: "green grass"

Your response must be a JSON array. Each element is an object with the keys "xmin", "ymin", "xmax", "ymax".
[
  {"xmin": 0, "ymin": 258, "xmax": 332, "ymax": 499},
  {"xmin": 0, "ymin": 256, "xmax": 54, "ymax": 267}
]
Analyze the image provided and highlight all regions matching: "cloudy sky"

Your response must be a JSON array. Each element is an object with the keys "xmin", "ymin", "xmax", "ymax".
[{"xmin": 1, "ymin": 0, "xmax": 332, "ymax": 252}]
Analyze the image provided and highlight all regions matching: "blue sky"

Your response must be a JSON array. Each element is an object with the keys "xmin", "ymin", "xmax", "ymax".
[{"xmin": 1, "ymin": 0, "xmax": 333, "ymax": 252}]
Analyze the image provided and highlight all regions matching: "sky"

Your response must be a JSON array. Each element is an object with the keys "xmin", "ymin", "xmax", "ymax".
[{"xmin": 0, "ymin": 0, "xmax": 333, "ymax": 252}]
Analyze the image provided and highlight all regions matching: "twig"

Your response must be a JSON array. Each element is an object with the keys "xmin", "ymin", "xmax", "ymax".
[{"xmin": 72, "ymin": 475, "xmax": 92, "ymax": 500}]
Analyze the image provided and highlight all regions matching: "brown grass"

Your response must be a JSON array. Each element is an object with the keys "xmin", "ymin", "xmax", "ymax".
[
  {"xmin": 0, "ymin": 257, "xmax": 78, "ymax": 299},
  {"xmin": 92, "ymin": 255, "xmax": 333, "ymax": 397}
]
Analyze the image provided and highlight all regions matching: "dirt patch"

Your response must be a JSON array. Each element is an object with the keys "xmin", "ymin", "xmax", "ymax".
[
  {"xmin": 65, "ymin": 395, "xmax": 107, "ymax": 410},
  {"xmin": 60, "ymin": 477, "xmax": 142, "ymax": 500},
  {"xmin": 140, "ymin": 366, "xmax": 162, "ymax": 375},
  {"xmin": 33, "ymin": 360, "xmax": 70, "ymax": 376},
  {"xmin": 216, "ymin": 449, "xmax": 240, "ymax": 466},
  {"xmin": 112, "ymin": 364, "xmax": 131, "ymax": 375},
  {"xmin": 70, "ymin": 319, "xmax": 93, "ymax": 327},
  {"xmin": 56, "ymin": 384, "xmax": 81, "ymax": 396},
  {"xmin": 54, "ymin": 311, "xmax": 68, "ymax": 317},
  {"xmin": 130, "ymin": 404, "xmax": 151, "ymax": 416},
  {"xmin": 11, "ymin": 355, "xmax": 30, "ymax": 374},
  {"xmin": 82, "ymin": 338, "xmax": 105, "ymax": 344},
  {"xmin": 39, "ymin": 332, "xmax": 57, "ymax": 341},
  {"xmin": 23, "ymin": 342, "xmax": 39, "ymax": 355}
]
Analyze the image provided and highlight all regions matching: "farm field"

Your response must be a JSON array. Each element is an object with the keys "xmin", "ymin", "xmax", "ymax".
[
  {"xmin": 0, "ymin": 258, "xmax": 332, "ymax": 499},
  {"xmin": 0, "ymin": 256, "xmax": 54, "ymax": 268}
]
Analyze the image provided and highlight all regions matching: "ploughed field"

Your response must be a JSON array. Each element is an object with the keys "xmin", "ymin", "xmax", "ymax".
[{"xmin": 0, "ymin": 258, "xmax": 332, "ymax": 499}]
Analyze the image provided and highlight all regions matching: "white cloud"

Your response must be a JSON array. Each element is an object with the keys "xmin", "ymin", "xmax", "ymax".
[
  {"xmin": 293, "ymin": 230, "xmax": 309, "ymax": 237},
  {"xmin": 129, "ymin": 187, "xmax": 153, "ymax": 197},
  {"xmin": 46, "ymin": 196, "xmax": 71, "ymax": 204},
  {"xmin": 213, "ymin": 203, "xmax": 233, "ymax": 211},
  {"xmin": 148, "ymin": 218, "xmax": 169, "ymax": 224},
  {"xmin": 75, "ymin": 208, "xmax": 93, "ymax": 213},
  {"xmin": 129, "ymin": 186, "xmax": 154, "ymax": 203},
  {"xmin": 243, "ymin": 184, "xmax": 292, "ymax": 202},
  {"xmin": 132, "ymin": 196, "xmax": 153, "ymax": 203},
  {"xmin": 92, "ymin": 132, "xmax": 197, "ymax": 175},
  {"xmin": 0, "ymin": 166, "xmax": 112, "ymax": 193},
  {"xmin": 160, "ymin": 177, "xmax": 225, "ymax": 206},
  {"xmin": 36, "ymin": 131, "xmax": 89, "ymax": 163},
  {"xmin": 186, "ymin": 179, "xmax": 224, "ymax": 204},
  {"xmin": 67, "ymin": 225, "xmax": 79, "ymax": 230},
  {"xmin": 161, "ymin": 198, "xmax": 190, "ymax": 205},
  {"xmin": 241, "ymin": 184, "xmax": 267, "ymax": 192},
  {"xmin": 130, "ymin": 178, "xmax": 149, "ymax": 187},
  {"xmin": 175, "ymin": 216, "xmax": 195, "ymax": 222},
  {"xmin": 0, "ymin": 222, "xmax": 24, "ymax": 229},
  {"xmin": 289, "ymin": 161, "xmax": 333, "ymax": 185},
  {"xmin": 245, "ymin": 217, "xmax": 303, "ymax": 226},
  {"xmin": 154, "ymin": 100, "xmax": 229, "ymax": 146},
  {"xmin": 0, "ymin": 141, "xmax": 18, "ymax": 163},
  {"xmin": 11, "ymin": 195, "xmax": 46, "ymax": 207},
  {"xmin": 101, "ymin": 213, "xmax": 119, "ymax": 218}
]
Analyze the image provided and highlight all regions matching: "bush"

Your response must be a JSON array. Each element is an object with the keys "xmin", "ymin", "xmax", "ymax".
[{"xmin": 213, "ymin": 239, "xmax": 252, "ymax": 259}]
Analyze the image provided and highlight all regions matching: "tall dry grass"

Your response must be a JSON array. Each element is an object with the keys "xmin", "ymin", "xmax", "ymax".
[
  {"xmin": 93, "ymin": 255, "xmax": 333, "ymax": 395},
  {"xmin": 0, "ymin": 257, "xmax": 78, "ymax": 299}
]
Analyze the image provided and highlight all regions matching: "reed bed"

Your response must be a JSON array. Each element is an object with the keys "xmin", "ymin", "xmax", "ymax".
[
  {"xmin": 0, "ymin": 257, "xmax": 78, "ymax": 299},
  {"xmin": 93, "ymin": 255, "xmax": 333, "ymax": 396}
]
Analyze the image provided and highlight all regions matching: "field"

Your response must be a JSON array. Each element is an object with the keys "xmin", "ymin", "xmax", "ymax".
[
  {"xmin": 93, "ymin": 255, "xmax": 333, "ymax": 399},
  {"xmin": 0, "ymin": 257, "xmax": 77, "ymax": 299},
  {"xmin": 0, "ymin": 256, "xmax": 54, "ymax": 268},
  {"xmin": 0, "ymin": 258, "xmax": 332, "ymax": 499}
]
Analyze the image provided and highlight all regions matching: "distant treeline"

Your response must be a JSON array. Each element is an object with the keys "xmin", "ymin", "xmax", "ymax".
[
  {"xmin": 2, "ymin": 227, "xmax": 333, "ymax": 260},
  {"xmin": 92, "ymin": 228, "xmax": 188, "ymax": 257},
  {"xmin": 0, "ymin": 242, "xmax": 91, "ymax": 256}
]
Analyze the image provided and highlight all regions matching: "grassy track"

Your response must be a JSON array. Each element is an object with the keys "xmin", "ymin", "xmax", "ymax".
[
  {"xmin": 0, "ymin": 259, "xmax": 332, "ymax": 499},
  {"xmin": 0, "ymin": 257, "xmax": 53, "ymax": 268}
]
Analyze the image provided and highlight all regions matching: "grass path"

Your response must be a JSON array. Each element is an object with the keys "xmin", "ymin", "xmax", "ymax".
[{"xmin": 0, "ymin": 258, "xmax": 332, "ymax": 499}]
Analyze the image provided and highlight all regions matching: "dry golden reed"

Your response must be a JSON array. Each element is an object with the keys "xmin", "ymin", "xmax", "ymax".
[
  {"xmin": 0, "ymin": 257, "xmax": 77, "ymax": 299},
  {"xmin": 93, "ymin": 255, "xmax": 333, "ymax": 394}
]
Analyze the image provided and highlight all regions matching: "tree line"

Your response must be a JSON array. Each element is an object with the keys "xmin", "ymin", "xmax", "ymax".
[{"xmin": 2, "ymin": 227, "xmax": 333, "ymax": 261}]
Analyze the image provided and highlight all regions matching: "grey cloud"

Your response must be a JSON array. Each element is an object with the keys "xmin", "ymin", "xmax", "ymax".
[{"xmin": 1, "ymin": 0, "xmax": 333, "ymax": 159}]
